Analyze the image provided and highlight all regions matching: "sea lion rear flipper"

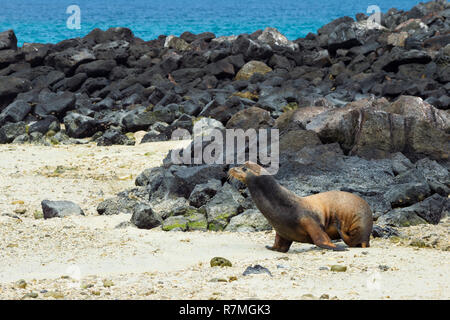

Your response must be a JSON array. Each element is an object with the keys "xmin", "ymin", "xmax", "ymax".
[
  {"xmin": 266, "ymin": 233, "xmax": 292, "ymax": 253},
  {"xmin": 302, "ymin": 221, "xmax": 348, "ymax": 251}
]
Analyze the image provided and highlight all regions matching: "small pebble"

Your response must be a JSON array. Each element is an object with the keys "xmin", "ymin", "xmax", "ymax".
[
  {"xmin": 243, "ymin": 265, "xmax": 272, "ymax": 277},
  {"xmin": 22, "ymin": 292, "xmax": 38, "ymax": 299},
  {"xmin": 330, "ymin": 265, "xmax": 347, "ymax": 272},
  {"xmin": 210, "ymin": 257, "xmax": 232, "ymax": 268},
  {"xmin": 378, "ymin": 265, "xmax": 390, "ymax": 271},
  {"xmin": 16, "ymin": 279, "xmax": 27, "ymax": 289},
  {"xmin": 103, "ymin": 279, "xmax": 114, "ymax": 287}
]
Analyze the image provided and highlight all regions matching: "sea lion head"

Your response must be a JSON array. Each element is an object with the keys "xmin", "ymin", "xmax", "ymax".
[{"xmin": 228, "ymin": 161, "xmax": 269, "ymax": 184}]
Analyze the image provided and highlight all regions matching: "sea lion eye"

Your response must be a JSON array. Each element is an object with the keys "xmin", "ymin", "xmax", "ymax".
[{"xmin": 242, "ymin": 167, "xmax": 247, "ymax": 172}]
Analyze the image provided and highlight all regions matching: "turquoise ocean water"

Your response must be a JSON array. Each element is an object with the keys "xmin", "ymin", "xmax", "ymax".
[{"xmin": 1, "ymin": 0, "xmax": 422, "ymax": 46}]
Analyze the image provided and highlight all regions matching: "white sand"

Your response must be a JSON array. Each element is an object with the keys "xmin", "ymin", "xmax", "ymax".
[{"xmin": 0, "ymin": 141, "xmax": 448, "ymax": 300}]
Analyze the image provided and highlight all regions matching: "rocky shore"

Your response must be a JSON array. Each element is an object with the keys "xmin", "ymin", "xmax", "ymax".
[{"xmin": 0, "ymin": 0, "xmax": 449, "ymax": 299}]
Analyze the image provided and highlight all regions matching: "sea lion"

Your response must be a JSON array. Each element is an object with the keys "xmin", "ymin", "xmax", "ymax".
[{"xmin": 228, "ymin": 162, "xmax": 373, "ymax": 252}]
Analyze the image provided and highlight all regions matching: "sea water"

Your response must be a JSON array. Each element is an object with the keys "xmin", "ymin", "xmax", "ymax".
[{"xmin": 0, "ymin": 0, "xmax": 422, "ymax": 46}]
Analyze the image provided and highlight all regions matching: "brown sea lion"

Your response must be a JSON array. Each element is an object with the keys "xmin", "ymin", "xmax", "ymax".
[{"xmin": 228, "ymin": 162, "xmax": 373, "ymax": 252}]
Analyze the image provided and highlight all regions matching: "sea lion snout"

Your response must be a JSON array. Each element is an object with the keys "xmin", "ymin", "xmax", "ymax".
[
  {"xmin": 228, "ymin": 162, "xmax": 265, "ymax": 184},
  {"xmin": 228, "ymin": 166, "xmax": 247, "ymax": 183}
]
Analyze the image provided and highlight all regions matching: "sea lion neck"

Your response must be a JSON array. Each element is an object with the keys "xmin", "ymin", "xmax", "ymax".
[{"xmin": 246, "ymin": 174, "xmax": 282, "ymax": 200}]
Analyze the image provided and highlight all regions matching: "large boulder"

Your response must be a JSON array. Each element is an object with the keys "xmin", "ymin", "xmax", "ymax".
[
  {"xmin": 235, "ymin": 61, "xmax": 272, "ymax": 81},
  {"xmin": 327, "ymin": 22, "xmax": 362, "ymax": 52},
  {"xmin": 75, "ymin": 59, "xmax": 117, "ymax": 77},
  {"xmin": 378, "ymin": 194, "xmax": 449, "ymax": 227},
  {"xmin": 225, "ymin": 106, "xmax": 274, "ymax": 130},
  {"xmin": 34, "ymin": 92, "xmax": 76, "ymax": 118},
  {"xmin": 188, "ymin": 179, "xmax": 222, "ymax": 208},
  {"xmin": 257, "ymin": 27, "xmax": 298, "ymax": 51},
  {"xmin": 0, "ymin": 30, "xmax": 17, "ymax": 51},
  {"xmin": 121, "ymin": 109, "xmax": 158, "ymax": 132},
  {"xmin": 373, "ymin": 47, "xmax": 432, "ymax": 72},
  {"xmin": 22, "ymin": 43, "xmax": 51, "ymax": 66},
  {"xmin": 28, "ymin": 116, "xmax": 60, "ymax": 135},
  {"xmin": 305, "ymin": 105, "xmax": 361, "ymax": 153},
  {"xmin": 231, "ymin": 36, "xmax": 273, "ymax": 60},
  {"xmin": 225, "ymin": 209, "xmax": 272, "ymax": 232},
  {"xmin": 0, "ymin": 49, "xmax": 23, "ymax": 68},
  {"xmin": 205, "ymin": 183, "xmax": 246, "ymax": 231},
  {"xmin": 130, "ymin": 203, "xmax": 162, "ymax": 229},
  {"xmin": 192, "ymin": 117, "xmax": 225, "ymax": 139},
  {"xmin": 164, "ymin": 36, "xmax": 191, "ymax": 51},
  {"xmin": 92, "ymin": 40, "xmax": 130, "ymax": 61},
  {"xmin": 279, "ymin": 129, "xmax": 322, "ymax": 154},
  {"xmin": 350, "ymin": 110, "xmax": 407, "ymax": 159},
  {"xmin": 96, "ymin": 129, "xmax": 135, "ymax": 146},
  {"xmin": 155, "ymin": 165, "xmax": 227, "ymax": 199},
  {"xmin": 416, "ymin": 158, "xmax": 450, "ymax": 196},
  {"xmin": 63, "ymin": 113, "xmax": 100, "ymax": 138},
  {"xmin": 0, "ymin": 100, "xmax": 31, "ymax": 124},
  {"xmin": 385, "ymin": 96, "xmax": 450, "ymax": 133},
  {"xmin": 0, "ymin": 121, "xmax": 27, "ymax": 143},
  {"xmin": 46, "ymin": 48, "xmax": 96, "ymax": 74},
  {"xmin": 0, "ymin": 77, "xmax": 32, "ymax": 110},
  {"xmin": 384, "ymin": 182, "xmax": 431, "ymax": 208}
]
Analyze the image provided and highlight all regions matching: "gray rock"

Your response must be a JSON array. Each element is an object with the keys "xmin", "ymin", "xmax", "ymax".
[
  {"xmin": 121, "ymin": 109, "xmax": 158, "ymax": 132},
  {"xmin": 243, "ymin": 265, "xmax": 272, "ymax": 276},
  {"xmin": 155, "ymin": 164, "xmax": 226, "ymax": 199},
  {"xmin": 0, "ymin": 121, "xmax": 27, "ymax": 143},
  {"xmin": 97, "ymin": 196, "xmax": 139, "ymax": 215},
  {"xmin": 378, "ymin": 194, "xmax": 449, "ymax": 227},
  {"xmin": 28, "ymin": 116, "xmax": 60, "ymax": 135},
  {"xmin": 135, "ymin": 167, "xmax": 163, "ymax": 188},
  {"xmin": 327, "ymin": 22, "xmax": 361, "ymax": 52},
  {"xmin": 225, "ymin": 209, "xmax": 272, "ymax": 232},
  {"xmin": 63, "ymin": 113, "xmax": 100, "ymax": 138},
  {"xmin": 41, "ymin": 200, "xmax": 84, "ymax": 219},
  {"xmin": 151, "ymin": 197, "xmax": 190, "ymax": 220},
  {"xmin": 161, "ymin": 215, "xmax": 188, "ymax": 231},
  {"xmin": 0, "ymin": 100, "xmax": 31, "ymax": 123},
  {"xmin": 75, "ymin": 59, "xmax": 117, "ymax": 78},
  {"xmin": 46, "ymin": 48, "xmax": 95, "ymax": 74},
  {"xmin": 34, "ymin": 92, "xmax": 76, "ymax": 118},
  {"xmin": 390, "ymin": 152, "xmax": 414, "ymax": 175},
  {"xmin": 257, "ymin": 27, "xmax": 298, "ymax": 51},
  {"xmin": 96, "ymin": 129, "xmax": 135, "ymax": 146},
  {"xmin": 416, "ymin": 158, "xmax": 450, "ymax": 196},
  {"xmin": 0, "ymin": 77, "xmax": 32, "ymax": 109},
  {"xmin": 371, "ymin": 225, "xmax": 400, "ymax": 238},
  {"xmin": 188, "ymin": 179, "xmax": 222, "ymax": 208},
  {"xmin": 130, "ymin": 203, "xmax": 162, "ymax": 229},
  {"xmin": 205, "ymin": 183, "xmax": 246, "ymax": 231},
  {"xmin": 140, "ymin": 129, "xmax": 167, "ymax": 143},
  {"xmin": 192, "ymin": 117, "xmax": 225, "ymax": 139},
  {"xmin": 0, "ymin": 30, "xmax": 18, "ymax": 51},
  {"xmin": 384, "ymin": 182, "xmax": 431, "ymax": 208},
  {"xmin": 22, "ymin": 43, "xmax": 50, "ymax": 67}
]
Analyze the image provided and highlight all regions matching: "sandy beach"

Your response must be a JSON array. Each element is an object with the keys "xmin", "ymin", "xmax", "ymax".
[{"xmin": 0, "ymin": 141, "xmax": 448, "ymax": 300}]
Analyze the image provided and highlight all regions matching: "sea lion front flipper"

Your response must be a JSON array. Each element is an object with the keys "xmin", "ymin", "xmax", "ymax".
[
  {"xmin": 266, "ymin": 233, "xmax": 292, "ymax": 253},
  {"xmin": 302, "ymin": 220, "xmax": 348, "ymax": 251}
]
